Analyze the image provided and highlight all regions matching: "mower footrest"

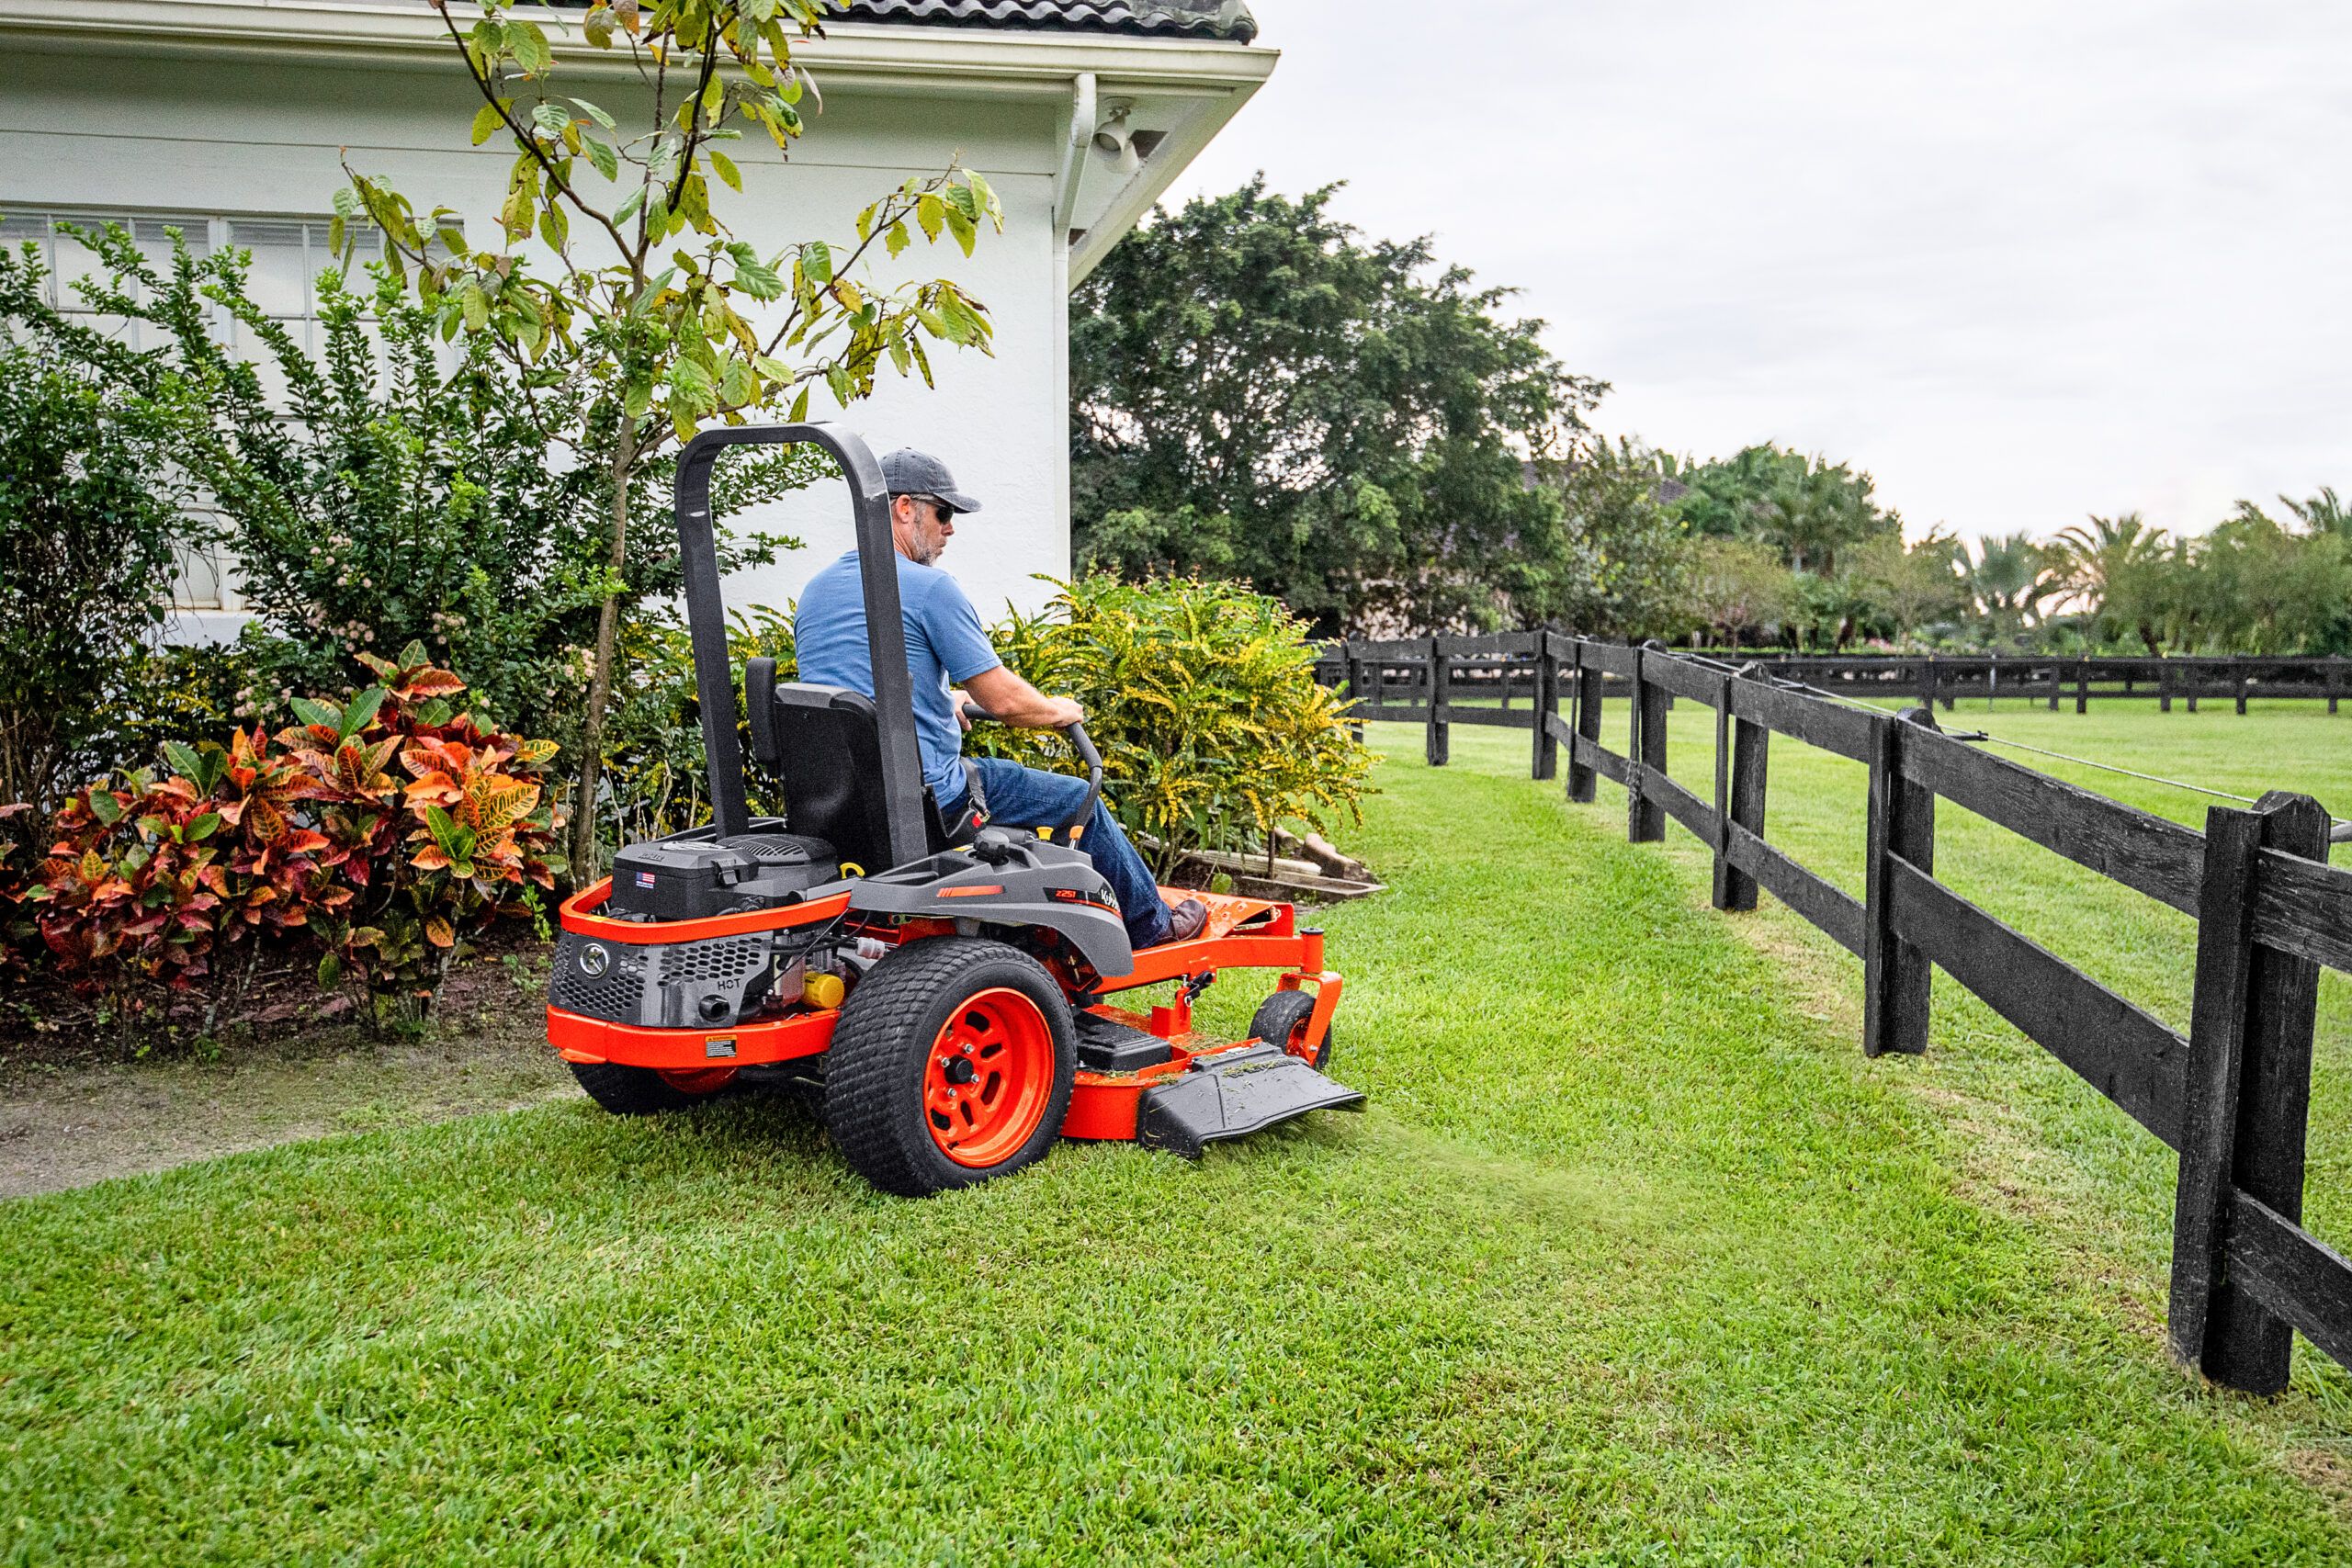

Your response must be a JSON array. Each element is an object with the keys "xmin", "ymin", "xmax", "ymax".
[{"xmin": 1134, "ymin": 1043, "xmax": 1365, "ymax": 1160}]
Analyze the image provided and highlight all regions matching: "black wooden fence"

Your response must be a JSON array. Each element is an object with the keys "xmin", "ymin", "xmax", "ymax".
[
  {"xmin": 1344, "ymin": 649, "xmax": 2352, "ymax": 716},
  {"xmin": 1318, "ymin": 633, "xmax": 2352, "ymax": 1396}
]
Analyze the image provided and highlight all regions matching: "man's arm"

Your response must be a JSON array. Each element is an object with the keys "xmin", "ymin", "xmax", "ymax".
[{"xmin": 962, "ymin": 666, "xmax": 1083, "ymax": 730}]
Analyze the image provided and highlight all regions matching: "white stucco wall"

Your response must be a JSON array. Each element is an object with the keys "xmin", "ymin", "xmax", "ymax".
[{"xmin": 0, "ymin": 49, "xmax": 1072, "ymax": 626}]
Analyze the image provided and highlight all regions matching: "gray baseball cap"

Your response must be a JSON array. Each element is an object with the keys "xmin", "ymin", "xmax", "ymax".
[{"xmin": 879, "ymin": 447, "xmax": 982, "ymax": 515}]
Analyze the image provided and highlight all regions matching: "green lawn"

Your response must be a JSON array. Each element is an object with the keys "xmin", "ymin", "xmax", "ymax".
[{"xmin": 5, "ymin": 717, "xmax": 2350, "ymax": 1564}]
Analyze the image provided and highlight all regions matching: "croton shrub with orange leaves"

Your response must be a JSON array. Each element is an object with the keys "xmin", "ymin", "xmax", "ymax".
[{"xmin": 25, "ymin": 643, "xmax": 564, "ymax": 1022}]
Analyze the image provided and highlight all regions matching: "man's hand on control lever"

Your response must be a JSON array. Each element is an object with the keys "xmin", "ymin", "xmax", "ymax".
[{"xmin": 959, "ymin": 666, "xmax": 1085, "ymax": 732}]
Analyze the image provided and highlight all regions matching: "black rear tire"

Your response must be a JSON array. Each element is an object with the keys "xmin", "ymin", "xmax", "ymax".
[
  {"xmin": 1250, "ymin": 988, "xmax": 1335, "ymax": 1071},
  {"xmin": 568, "ymin": 1061, "xmax": 737, "ymax": 1115},
  {"xmin": 823, "ymin": 937, "xmax": 1076, "ymax": 1197}
]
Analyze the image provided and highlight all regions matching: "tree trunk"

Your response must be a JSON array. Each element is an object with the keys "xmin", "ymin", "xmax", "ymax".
[{"xmin": 569, "ymin": 412, "xmax": 639, "ymax": 881}]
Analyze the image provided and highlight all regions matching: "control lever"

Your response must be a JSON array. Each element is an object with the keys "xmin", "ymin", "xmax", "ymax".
[{"xmin": 955, "ymin": 700, "xmax": 1104, "ymax": 847}]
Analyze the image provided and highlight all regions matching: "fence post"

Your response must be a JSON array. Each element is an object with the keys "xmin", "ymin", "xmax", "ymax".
[
  {"xmin": 1424, "ymin": 635, "xmax": 1450, "ymax": 767},
  {"xmin": 1344, "ymin": 642, "xmax": 1365, "ymax": 742},
  {"xmin": 2161, "ymin": 658, "xmax": 2175, "ymax": 715},
  {"xmin": 2076, "ymin": 657, "xmax": 2090, "ymax": 715},
  {"xmin": 2332, "ymin": 656, "xmax": 2346, "ymax": 716},
  {"xmin": 2188, "ymin": 659, "xmax": 2200, "ymax": 714},
  {"xmin": 2168, "ymin": 791, "xmax": 2331, "ymax": 1393},
  {"xmin": 1627, "ymin": 643, "xmax": 1668, "ymax": 843},
  {"xmin": 1862, "ymin": 705, "xmax": 1939, "ymax": 1057},
  {"xmin": 1712, "ymin": 664, "xmax": 1767, "ymax": 912},
  {"xmin": 2046, "ymin": 660, "xmax": 2061, "ymax": 712},
  {"xmin": 1568, "ymin": 641, "xmax": 1600, "ymax": 804},
  {"xmin": 1918, "ymin": 655, "xmax": 1937, "ymax": 712},
  {"xmin": 1532, "ymin": 634, "xmax": 1559, "ymax": 781},
  {"xmin": 2236, "ymin": 657, "xmax": 2251, "ymax": 716}
]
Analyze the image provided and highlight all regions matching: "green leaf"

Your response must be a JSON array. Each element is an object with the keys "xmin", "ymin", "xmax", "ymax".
[
  {"xmin": 538, "ymin": 204, "xmax": 570, "ymax": 253},
  {"xmin": 719, "ymin": 357, "xmax": 755, "ymax": 409},
  {"xmin": 732, "ymin": 253, "xmax": 784, "ymax": 299},
  {"xmin": 584, "ymin": 137, "xmax": 620, "ymax": 182},
  {"xmin": 788, "ymin": 384, "xmax": 811, "ymax": 422},
  {"xmin": 884, "ymin": 220, "xmax": 910, "ymax": 260},
  {"xmin": 943, "ymin": 203, "xmax": 977, "ymax": 258},
  {"xmin": 532, "ymin": 102, "xmax": 571, "ymax": 140},
  {"xmin": 709, "ymin": 149, "xmax": 742, "ymax": 193},
  {"xmin": 803, "ymin": 240, "xmax": 832, "ymax": 285},
  {"xmin": 967, "ymin": 169, "xmax": 998, "ymax": 220},
  {"xmin": 187, "ymin": 813, "xmax": 221, "ymax": 842},
  {"xmin": 461, "ymin": 281, "xmax": 490, "ymax": 332},
  {"xmin": 89, "ymin": 791, "xmax": 122, "ymax": 826},
  {"xmin": 318, "ymin": 952, "xmax": 344, "ymax": 988},
  {"xmin": 160, "ymin": 740, "xmax": 205, "ymax": 780},
  {"xmin": 471, "ymin": 101, "xmax": 506, "ymax": 146},
  {"xmin": 290, "ymin": 696, "xmax": 339, "ymax": 728},
  {"xmin": 915, "ymin": 194, "xmax": 944, "ymax": 243},
  {"xmin": 511, "ymin": 19, "xmax": 554, "ymax": 75},
  {"xmin": 340, "ymin": 686, "xmax": 387, "ymax": 740}
]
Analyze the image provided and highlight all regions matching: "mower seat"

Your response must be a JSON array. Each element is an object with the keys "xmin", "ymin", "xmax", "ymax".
[{"xmin": 744, "ymin": 661, "xmax": 980, "ymax": 871}]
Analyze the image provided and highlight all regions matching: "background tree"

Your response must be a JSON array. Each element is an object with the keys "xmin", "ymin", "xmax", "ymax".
[
  {"xmin": 1959, "ymin": 531, "xmax": 2065, "ymax": 643},
  {"xmin": 1533, "ymin": 434, "xmax": 1694, "ymax": 639},
  {"xmin": 1670, "ymin": 442, "xmax": 1902, "ymax": 574},
  {"xmin": 1071, "ymin": 179, "xmax": 1603, "ymax": 633},
  {"xmin": 1685, "ymin": 536, "xmax": 1796, "ymax": 647},
  {"xmin": 344, "ymin": 0, "xmax": 1003, "ymax": 874},
  {"xmin": 2055, "ymin": 512, "xmax": 2170, "ymax": 655}
]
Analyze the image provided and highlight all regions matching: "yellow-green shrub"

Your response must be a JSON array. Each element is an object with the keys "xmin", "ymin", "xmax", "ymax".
[{"xmin": 973, "ymin": 576, "xmax": 1370, "ymax": 873}]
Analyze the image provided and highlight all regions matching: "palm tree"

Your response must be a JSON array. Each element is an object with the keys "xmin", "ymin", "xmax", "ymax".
[
  {"xmin": 2054, "ymin": 512, "xmax": 2170, "ymax": 654},
  {"xmin": 1962, "ymin": 532, "xmax": 2065, "ymax": 641},
  {"xmin": 2280, "ymin": 486, "xmax": 2352, "ymax": 541},
  {"xmin": 1752, "ymin": 458, "xmax": 1875, "ymax": 576}
]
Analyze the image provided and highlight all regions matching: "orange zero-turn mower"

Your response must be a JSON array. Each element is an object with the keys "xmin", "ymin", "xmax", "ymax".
[{"xmin": 546, "ymin": 423, "xmax": 1363, "ymax": 1196}]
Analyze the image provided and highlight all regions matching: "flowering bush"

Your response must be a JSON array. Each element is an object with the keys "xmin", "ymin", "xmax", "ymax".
[{"xmin": 27, "ymin": 645, "xmax": 561, "ymax": 1026}]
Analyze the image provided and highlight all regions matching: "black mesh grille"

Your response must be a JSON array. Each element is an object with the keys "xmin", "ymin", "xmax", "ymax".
[
  {"xmin": 550, "ymin": 932, "xmax": 649, "ymax": 1021},
  {"xmin": 659, "ymin": 935, "xmax": 766, "ymax": 985}
]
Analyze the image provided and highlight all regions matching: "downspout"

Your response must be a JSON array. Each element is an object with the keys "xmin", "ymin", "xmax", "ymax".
[
  {"xmin": 1052, "ymin": 72, "xmax": 1095, "ymax": 587},
  {"xmin": 1055, "ymin": 71, "xmax": 1097, "ymax": 249}
]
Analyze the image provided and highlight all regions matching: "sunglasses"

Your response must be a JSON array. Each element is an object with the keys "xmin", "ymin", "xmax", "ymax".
[{"xmin": 906, "ymin": 494, "xmax": 956, "ymax": 524}]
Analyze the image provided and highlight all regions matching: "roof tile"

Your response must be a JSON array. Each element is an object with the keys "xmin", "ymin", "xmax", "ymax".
[{"xmin": 841, "ymin": 0, "xmax": 1257, "ymax": 44}]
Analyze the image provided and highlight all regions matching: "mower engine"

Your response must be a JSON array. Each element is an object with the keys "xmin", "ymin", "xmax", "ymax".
[
  {"xmin": 603, "ymin": 826, "xmax": 838, "ymax": 920},
  {"xmin": 553, "ymin": 826, "xmax": 845, "ymax": 1031}
]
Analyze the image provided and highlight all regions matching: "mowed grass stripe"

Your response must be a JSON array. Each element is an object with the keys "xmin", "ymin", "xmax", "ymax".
[{"xmin": 1, "ymin": 728, "xmax": 2346, "ymax": 1564}]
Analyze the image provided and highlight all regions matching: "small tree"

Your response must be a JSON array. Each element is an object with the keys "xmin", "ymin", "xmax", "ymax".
[{"xmin": 343, "ymin": 0, "xmax": 1003, "ymax": 874}]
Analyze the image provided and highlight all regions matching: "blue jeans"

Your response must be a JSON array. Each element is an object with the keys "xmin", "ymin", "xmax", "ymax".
[{"xmin": 954, "ymin": 757, "xmax": 1172, "ymax": 949}]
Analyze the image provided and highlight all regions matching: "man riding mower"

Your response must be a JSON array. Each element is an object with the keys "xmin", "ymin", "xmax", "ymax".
[{"xmin": 544, "ymin": 424, "xmax": 1363, "ymax": 1196}]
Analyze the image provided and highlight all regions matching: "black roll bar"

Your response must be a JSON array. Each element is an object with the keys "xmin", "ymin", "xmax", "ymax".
[{"xmin": 672, "ymin": 423, "xmax": 931, "ymax": 868}]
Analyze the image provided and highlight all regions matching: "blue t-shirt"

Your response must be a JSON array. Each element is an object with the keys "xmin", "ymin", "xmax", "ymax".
[{"xmin": 792, "ymin": 549, "xmax": 1002, "ymax": 803}]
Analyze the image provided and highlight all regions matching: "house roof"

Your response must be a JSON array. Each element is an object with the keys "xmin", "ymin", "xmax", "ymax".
[{"xmin": 841, "ymin": 1, "xmax": 1258, "ymax": 44}]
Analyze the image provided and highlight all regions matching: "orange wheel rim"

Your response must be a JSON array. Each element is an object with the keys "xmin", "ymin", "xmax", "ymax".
[
  {"xmin": 657, "ymin": 1066, "xmax": 739, "ymax": 1095},
  {"xmin": 924, "ymin": 987, "xmax": 1057, "ymax": 1168}
]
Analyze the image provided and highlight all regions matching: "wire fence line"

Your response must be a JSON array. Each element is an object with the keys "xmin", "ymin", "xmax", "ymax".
[{"xmin": 1315, "ymin": 632, "xmax": 2352, "ymax": 1399}]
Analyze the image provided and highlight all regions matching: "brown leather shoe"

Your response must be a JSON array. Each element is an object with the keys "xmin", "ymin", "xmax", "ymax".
[{"xmin": 1162, "ymin": 897, "xmax": 1209, "ymax": 945}]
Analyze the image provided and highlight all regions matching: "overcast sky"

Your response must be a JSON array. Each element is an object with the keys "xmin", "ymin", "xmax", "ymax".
[{"xmin": 1167, "ymin": 0, "xmax": 2352, "ymax": 544}]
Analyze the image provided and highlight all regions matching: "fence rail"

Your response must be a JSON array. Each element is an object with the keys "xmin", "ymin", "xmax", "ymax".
[
  {"xmin": 1326, "ymin": 648, "xmax": 2352, "ymax": 716},
  {"xmin": 1317, "ymin": 633, "xmax": 2352, "ymax": 1395}
]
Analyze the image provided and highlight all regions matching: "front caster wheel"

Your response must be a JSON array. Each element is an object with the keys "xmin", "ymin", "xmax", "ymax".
[
  {"xmin": 823, "ymin": 938, "xmax": 1077, "ymax": 1197},
  {"xmin": 1250, "ymin": 988, "xmax": 1335, "ymax": 1071},
  {"xmin": 569, "ymin": 1061, "xmax": 741, "ymax": 1114}
]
